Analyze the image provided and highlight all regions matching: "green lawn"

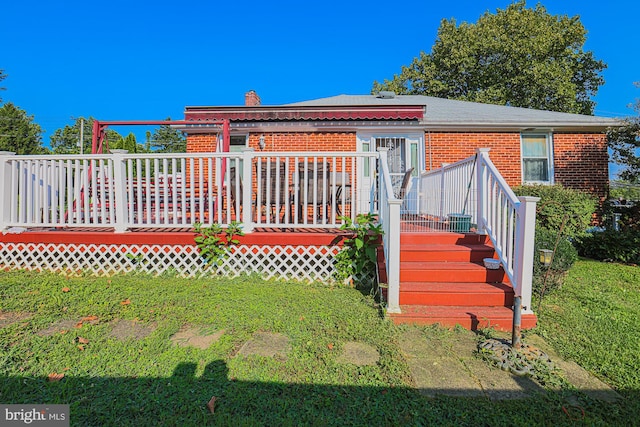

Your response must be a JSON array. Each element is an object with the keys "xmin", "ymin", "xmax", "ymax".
[
  {"xmin": 536, "ymin": 259, "xmax": 640, "ymax": 396},
  {"xmin": 0, "ymin": 265, "xmax": 638, "ymax": 426}
]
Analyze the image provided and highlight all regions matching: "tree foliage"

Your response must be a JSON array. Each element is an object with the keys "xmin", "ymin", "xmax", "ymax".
[
  {"xmin": 50, "ymin": 118, "xmax": 125, "ymax": 154},
  {"xmin": 372, "ymin": 1, "xmax": 605, "ymax": 114},
  {"xmin": 607, "ymin": 83, "xmax": 640, "ymax": 183},
  {"xmin": 149, "ymin": 118, "xmax": 186, "ymax": 153},
  {"xmin": 0, "ymin": 102, "xmax": 46, "ymax": 154}
]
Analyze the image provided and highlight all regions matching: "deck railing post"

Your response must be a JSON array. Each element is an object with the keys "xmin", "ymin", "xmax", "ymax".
[
  {"xmin": 241, "ymin": 148, "xmax": 255, "ymax": 233},
  {"xmin": 111, "ymin": 149, "xmax": 129, "ymax": 233},
  {"xmin": 439, "ymin": 162, "xmax": 448, "ymax": 219},
  {"xmin": 0, "ymin": 151, "xmax": 16, "ymax": 231},
  {"xmin": 475, "ymin": 148, "xmax": 491, "ymax": 234},
  {"xmin": 513, "ymin": 196, "xmax": 539, "ymax": 314},
  {"xmin": 386, "ymin": 198, "xmax": 402, "ymax": 313}
]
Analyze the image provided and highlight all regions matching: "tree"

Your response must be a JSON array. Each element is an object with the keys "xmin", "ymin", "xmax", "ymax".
[
  {"xmin": 608, "ymin": 83, "xmax": 640, "ymax": 183},
  {"xmin": 50, "ymin": 117, "xmax": 125, "ymax": 154},
  {"xmin": 149, "ymin": 118, "xmax": 186, "ymax": 153},
  {"xmin": 0, "ymin": 102, "xmax": 45, "ymax": 154},
  {"xmin": 372, "ymin": 1, "xmax": 605, "ymax": 115}
]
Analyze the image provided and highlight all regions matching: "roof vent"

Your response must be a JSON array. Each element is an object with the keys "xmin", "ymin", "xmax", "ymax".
[{"xmin": 376, "ymin": 91, "xmax": 396, "ymax": 99}]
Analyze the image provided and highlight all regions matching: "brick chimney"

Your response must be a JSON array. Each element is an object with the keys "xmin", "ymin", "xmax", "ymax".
[{"xmin": 244, "ymin": 90, "xmax": 261, "ymax": 106}]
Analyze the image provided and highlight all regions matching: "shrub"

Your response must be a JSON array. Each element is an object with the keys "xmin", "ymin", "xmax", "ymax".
[
  {"xmin": 513, "ymin": 184, "xmax": 598, "ymax": 238},
  {"xmin": 575, "ymin": 229, "xmax": 640, "ymax": 265},
  {"xmin": 532, "ymin": 227, "xmax": 578, "ymax": 297},
  {"xmin": 602, "ymin": 199, "xmax": 640, "ymax": 231}
]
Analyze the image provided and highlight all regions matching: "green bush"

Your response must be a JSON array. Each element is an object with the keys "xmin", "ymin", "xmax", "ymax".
[
  {"xmin": 513, "ymin": 184, "xmax": 598, "ymax": 238},
  {"xmin": 602, "ymin": 200, "xmax": 640, "ymax": 231},
  {"xmin": 532, "ymin": 227, "xmax": 578, "ymax": 297},
  {"xmin": 576, "ymin": 229, "xmax": 640, "ymax": 265}
]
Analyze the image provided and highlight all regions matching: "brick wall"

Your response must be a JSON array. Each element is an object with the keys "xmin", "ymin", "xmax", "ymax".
[
  {"xmin": 186, "ymin": 130, "xmax": 608, "ymax": 200},
  {"xmin": 426, "ymin": 132, "xmax": 522, "ymax": 186},
  {"xmin": 425, "ymin": 131, "xmax": 609, "ymax": 202},
  {"xmin": 553, "ymin": 133, "xmax": 609, "ymax": 202}
]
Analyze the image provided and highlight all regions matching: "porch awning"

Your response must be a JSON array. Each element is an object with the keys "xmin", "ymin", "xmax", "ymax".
[{"xmin": 184, "ymin": 105, "xmax": 425, "ymax": 122}]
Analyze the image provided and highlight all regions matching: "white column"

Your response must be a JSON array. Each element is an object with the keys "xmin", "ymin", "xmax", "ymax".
[
  {"xmin": 241, "ymin": 148, "xmax": 254, "ymax": 233},
  {"xmin": 513, "ymin": 196, "xmax": 539, "ymax": 313},
  {"xmin": 386, "ymin": 198, "xmax": 402, "ymax": 314},
  {"xmin": 110, "ymin": 149, "xmax": 129, "ymax": 233},
  {"xmin": 475, "ymin": 148, "xmax": 491, "ymax": 234},
  {"xmin": 0, "ymin": 151, "xmax": 16, "ymax": 231}
]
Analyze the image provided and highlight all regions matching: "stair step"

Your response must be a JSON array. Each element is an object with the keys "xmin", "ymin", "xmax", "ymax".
[
  {"xmin": 400, "ymin": 232, "xmax": 489, "ymax": 246},
  {"xmin": 389, "ymin": 305, "xmax": 537, "ymax": 332},
  {"xmin": 401, "ymin": 244, "xmax": 495, "ymax": 262},
  {"xmin": 399, "ymin": 282, "xmax": 514, "ymax": 306},
  {"xmin": 400, "ymin": 261, "xmax": 508, "ymax": 283}
]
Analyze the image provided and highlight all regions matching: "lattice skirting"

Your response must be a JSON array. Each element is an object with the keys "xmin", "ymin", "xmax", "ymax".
[{"xmin": 0, "ymin": 242, "xmax": 344, "ymax": 282}]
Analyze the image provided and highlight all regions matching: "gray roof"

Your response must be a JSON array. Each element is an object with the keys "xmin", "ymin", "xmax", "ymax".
[{"xmin": 286, "ymin": 94, "xmax": 619, "ymax": 130}]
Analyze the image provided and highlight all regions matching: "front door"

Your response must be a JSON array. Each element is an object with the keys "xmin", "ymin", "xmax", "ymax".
[{"xmin": 357, "ymin": 133, "xmax": 422, "ymax": 212}]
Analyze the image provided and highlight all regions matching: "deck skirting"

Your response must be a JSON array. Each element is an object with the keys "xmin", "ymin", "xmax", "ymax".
[{"xmin": 0, "ymin": 231, "xmax": 345, "ymax": 282}]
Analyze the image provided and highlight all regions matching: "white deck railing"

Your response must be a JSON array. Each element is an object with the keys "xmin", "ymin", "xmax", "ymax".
[
  {"xmin": 414, "ymin": 148, "xmax": 538, "ymax": 313},
  {"xmin": 377, "ymin": 149, "xmax": 402, "ymax": 313},
  {"xmin": 0, "ymin": 150, "xmax": 376, "ymax": 232}
]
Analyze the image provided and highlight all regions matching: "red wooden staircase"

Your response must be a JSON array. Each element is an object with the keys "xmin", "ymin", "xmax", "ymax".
[{"xmin": 387, "ymin": 232, "xmax": 537, "ymax": 332}]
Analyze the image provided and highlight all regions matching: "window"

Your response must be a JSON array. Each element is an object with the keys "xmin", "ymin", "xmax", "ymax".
[{"xmin": 521, "ymin": 134, "xmax": 553, "ymax": 183}]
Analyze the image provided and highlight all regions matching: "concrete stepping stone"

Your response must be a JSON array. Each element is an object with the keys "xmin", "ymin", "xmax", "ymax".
[
  {"xmin": 170, "ymin": 326, "xmax": 225, "ymax": 349},
  {"xmin": 110, "ymin": 319, "xmax": 157, "ymax": 341},
  {"xmin": 237, "ymin": 331, "xmax": 290, "ymax": 358},
  {"xmin": 336, "ymin": 341, "xmax": 380, "ymax": 366},
  {"xmin": 36, "ymin": 317, "xmax": 100, "ymax": 337},
  {"xmin": 0, "ymin": 311, "xmax": 32, "ymax": 329}
]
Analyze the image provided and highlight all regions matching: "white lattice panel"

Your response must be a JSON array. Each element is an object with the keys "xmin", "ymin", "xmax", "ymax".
[{"xmin": 0, "ymin": 242, "xmax": 342, "ymax": 282}]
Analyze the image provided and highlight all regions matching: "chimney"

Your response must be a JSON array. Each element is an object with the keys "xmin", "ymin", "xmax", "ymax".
[{"xmin": 245, "ymin": 90, "xmax": 261, "ymax": 106}]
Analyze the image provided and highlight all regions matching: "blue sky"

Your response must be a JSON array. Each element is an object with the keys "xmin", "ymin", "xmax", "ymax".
[{"xmin": 1, "ymin": 0, "xmax": 639, "ymax": 146}]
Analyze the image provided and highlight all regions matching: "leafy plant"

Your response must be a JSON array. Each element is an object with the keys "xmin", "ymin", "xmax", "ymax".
[
  {"xmin": 575, "ymin": 229, "xmax": 640, "ymax": 265},
  {"xmin": 532, "ymin": 228, "xmax": 578, "ymax": 302},
  {"xmin": 334, "ymin": 213, "xmax": 383, "ymax": 290},
  {"xmin": 513, "ymin": 184, "xmax": 598, "ymax": 238},
  {"xmin": 193, "ymin": 221, "xmax": 244, "ymax": 266}
]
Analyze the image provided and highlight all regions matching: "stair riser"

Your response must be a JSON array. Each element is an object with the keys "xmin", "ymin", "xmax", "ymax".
[
  {"xmin": 399, "ymin": 292, "xmax": 513, "ymax": 307},
  {"xmin": 401, "ymin": 233, "xmax": 489, "ymax": 246},
  {"xmin": 400, "ymin": 269, "xmax": 507, "ymax": 283},
  {"xmin": 390, "ymin": 315, "xmax": 537, "ymax": 332},
  {"xmin": 401, "ymin": 250, "xmax": 495, "ymax": 263}
]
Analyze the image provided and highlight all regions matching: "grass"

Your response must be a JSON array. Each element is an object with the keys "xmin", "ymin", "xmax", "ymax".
[
  {"xmin": 0, "ymin": 266, "xmax": 638, "ymax": 426},
  {"xmin": 536, "ymin": 259, "xmax": 640, "ymax": 396}
]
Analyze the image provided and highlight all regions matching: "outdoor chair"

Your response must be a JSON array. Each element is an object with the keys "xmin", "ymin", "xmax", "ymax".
[
  {"xmin": 296, "ymin": 161, "xmax": 332, "ymax": 221},
  {"xmin": 256, "ymin": 162, "xmax": 290, "ymax": 222},
  {"xmin": 395, "ymin": 168, "xmax": 414, "ymax": 199}
]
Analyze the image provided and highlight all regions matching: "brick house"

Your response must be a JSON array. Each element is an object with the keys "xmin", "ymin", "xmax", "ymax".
[{"xmin": 184, "ymin": 90, "xmax": 617, "ymax": 204}]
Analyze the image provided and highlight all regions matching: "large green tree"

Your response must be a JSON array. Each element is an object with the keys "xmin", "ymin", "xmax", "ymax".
[
  {"xmin": 608, "ymin": 83, "xmax": 640, "ymax": 183},
  {"xmin": 50, "ymin": 117, "xmax": 124, "ymax": 154},
  {"xmin": 149, "ymin": 118, "xmax": 186, "ymax": 153},
  {"xmin": 0, "ymin": 102, "xmax": 46, "ymax": 154},
  {"xmin": 372, "ymin": 1, "xmax": 605, "ymax": 114}
]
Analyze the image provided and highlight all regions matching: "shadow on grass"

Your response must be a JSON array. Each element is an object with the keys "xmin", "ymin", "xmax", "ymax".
[{"xmin": 2, "ymin": 360, "xmax": 637, "ymax": 426}]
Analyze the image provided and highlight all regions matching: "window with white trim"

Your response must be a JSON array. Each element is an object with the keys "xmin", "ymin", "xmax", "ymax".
[{"xmin": 521, "ymin": 134, "xmax": 553, "ymax": 184}]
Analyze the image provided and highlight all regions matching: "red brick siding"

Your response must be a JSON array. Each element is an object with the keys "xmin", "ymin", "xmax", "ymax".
[
  {"xmin": 553, "ymin": 133, "xmax": 609, "ymax": 203},
  {"xmin": 185, "ymin": 130, "xmax": 608, "ymax": 200},
  {"xmin": 426, "ymin": 132, "xmax": 522, "ymax": 186}
]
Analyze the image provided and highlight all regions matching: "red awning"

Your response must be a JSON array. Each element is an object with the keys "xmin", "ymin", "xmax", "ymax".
[{"xmin": 184, "ymin": 105, "xmax": 424, "ymax": 122}]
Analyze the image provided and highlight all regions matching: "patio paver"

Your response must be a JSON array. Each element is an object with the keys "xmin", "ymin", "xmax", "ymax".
[
  {"xmin": 110, "ymin": 320, "xmax": 157, "ymax": 341},
  {"xmin": 170, "ymin": 326, "xmax": 225, "ymax": 349},
  {"xmin": 336, "ymin": 342, "xmax": 380, "ymax": 366},
  {"xmin": 237, "ymin": 331, "xmax": 290, "ymax": 358}
]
